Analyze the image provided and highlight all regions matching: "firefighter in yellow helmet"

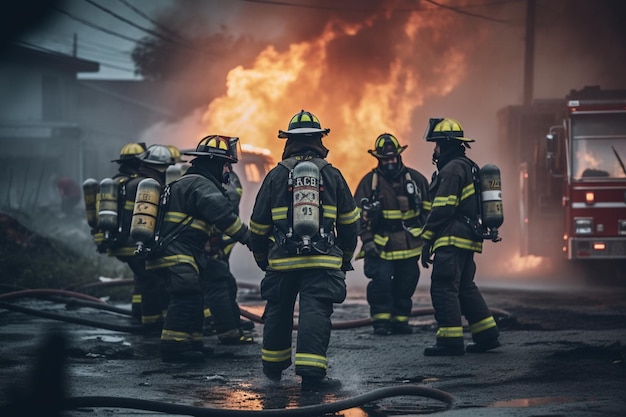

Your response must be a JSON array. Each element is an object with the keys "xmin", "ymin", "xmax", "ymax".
[
  {"xmin": 107, "ymin": 144, "xmax": 174, "ymax": 332},
  {"xmin": 353, "ymin": 133, "xmax": 430, "ymax": 336},
  {"xmin": 90, "ymin": 142, "xmax": 146, "ymax": 321},
  {"xmin": 250, "ymin": 110, "xmax": 359, "ymax": 390},
  {"xmin": 145, "ymin": 135, "xmax": 252, "ymax": 363},
  {"xmin": 421, "ymin": 118, "xmax": 500, "ymax": 356}
]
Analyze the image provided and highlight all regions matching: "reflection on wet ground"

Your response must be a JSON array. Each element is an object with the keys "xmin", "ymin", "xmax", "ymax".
[{"xmin": 490, "ymin": 397, "xmax": 577, "ymax": 407}]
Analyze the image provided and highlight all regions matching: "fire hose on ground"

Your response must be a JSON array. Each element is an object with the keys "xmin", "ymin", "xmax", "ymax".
[
  {"xmin": 56, "ymin": 384, "xmax": 455, "ymax": 416},
  {"xmin": 0, "ymin": 288, "xmax": 473, "ymax": 415},
  {"xmin": 0, "ymin": 287, "xmax": 512, "ymax": 333}
]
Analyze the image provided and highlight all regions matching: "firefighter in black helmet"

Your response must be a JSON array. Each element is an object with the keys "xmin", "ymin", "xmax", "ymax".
[
  {"xmin": 202, "ymin": 162, "xmax": 255, "ymax": 345},
  {"xmin": 250, "ymin": 110, "xmax": 359, "ymax": 390},
  {"xmin": 354, "ymin": 133, "xmax": 430, "ymax": 336},
  {"xmin": 146, "ymin": 135, "xmax": 252, "ymax": 363},
  {"xmin": 108, "ymin": 144, "xmax": 174, "ymax": 333},
  {"xmin": 421, "ymin": 118, "xmax": 500, "ymax": 356}
]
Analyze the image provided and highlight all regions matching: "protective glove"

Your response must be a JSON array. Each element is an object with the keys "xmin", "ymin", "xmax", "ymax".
[
  {"xmin": 362, "ymin": 240, "xmax": 380, "ymax": 258},
  {"xmin": 239, "ymin": 228, "xmax": 252, "ymax": 251},
  {"xmin": 420, "ymin": 241, "xmax": 433, "ymax": 269},
  {"xmin": 255, "ymin": 260, "xmax": 269, "ymax": 271},
  {"xmin": 341, "ymin": 258, "xmax": 354, "ymax": 272}
]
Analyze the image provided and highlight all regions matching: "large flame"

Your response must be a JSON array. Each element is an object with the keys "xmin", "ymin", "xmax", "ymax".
[{"xmin": 201, "ymin": 12, "xmax": 468, "ymax": 189}]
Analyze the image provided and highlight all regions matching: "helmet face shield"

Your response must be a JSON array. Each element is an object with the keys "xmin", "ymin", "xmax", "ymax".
[{"xmin": 228, "ymin": 137, "xmax": 239, "ymax": 163}]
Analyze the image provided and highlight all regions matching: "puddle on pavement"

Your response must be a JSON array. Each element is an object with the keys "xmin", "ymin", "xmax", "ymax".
[
  {"xmin": 192, "ymin": 384, "xmax": 448, "ymax": 416},
  {"xmin": 490, "ymin": 396, "xmax": 576, "ymax": 408}
]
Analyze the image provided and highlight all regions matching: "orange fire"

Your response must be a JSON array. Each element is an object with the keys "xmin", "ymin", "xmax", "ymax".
[{"xmin": 201, "ymin": 11, "xmax": 470, "ymax": 189}]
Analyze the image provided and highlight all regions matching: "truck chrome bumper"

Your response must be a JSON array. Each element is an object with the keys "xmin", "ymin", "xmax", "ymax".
[{"xmin": 567, "ymin": 237, "xmax": 626, "ymax": 260}]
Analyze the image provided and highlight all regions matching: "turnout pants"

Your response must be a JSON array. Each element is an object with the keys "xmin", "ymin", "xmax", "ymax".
[
  {"xmin": 260, "ymin": 269, "xmax": 347, "ymax": 380},
  {"xmin": 161, "ymin": 263, "xmax": 205, "ymax": 354},
  {"xmin": 202, "ymin": 257, "xmax": 241, "ymax": 339},
  {"xmin": 430, "ymin": 247, "xmax": 499, "ymax": 347},
  {"xmin": 126, "ymin": 257, "xmax": 168, "ymax": 329},
  {"xmin": 364, "ymin": 256, "xmax": 419, "ymax": 326}
]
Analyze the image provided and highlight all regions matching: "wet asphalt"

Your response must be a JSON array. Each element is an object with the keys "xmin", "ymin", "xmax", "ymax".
[{"xmin": 1, "ymin": 280, "xmax": 625, "ymax": 417}]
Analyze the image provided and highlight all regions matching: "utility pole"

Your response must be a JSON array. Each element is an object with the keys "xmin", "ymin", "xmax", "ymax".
[{"xmin": 523, "ymin": 0, "xmax": 536, "ymax": 106}]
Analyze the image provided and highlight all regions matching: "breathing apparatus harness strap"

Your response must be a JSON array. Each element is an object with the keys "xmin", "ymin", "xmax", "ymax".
[
  {"xmin": 456, "ymin": 157, "xmax": 485, "ymax": 240},
  {"xmin": 142, "ymin": 174, "xmax": 204, "ymax": 258},
  {"xmin": 275, "ymin": 156, "xmax": 334, "ymax": 255},
  {"xmin": 367, "ymin": 169, "xmax": 423, "ymax": 232}
]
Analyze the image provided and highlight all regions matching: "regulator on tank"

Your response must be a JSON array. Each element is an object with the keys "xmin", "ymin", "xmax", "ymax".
[
  {"xmin": 479, "ymin": 164, "xmax": 503, "ymax": 242},
  {"xmin": 82, "ymin": 178, "xmax": 99, "ymax": 229},
  {"xmin": 130, "ymin": 178, "xmax": 162, "ymax": 255},
  {"xmin": 97, "ymin": 178, "xmax": 119, "ymax": 238},
  {"xmin": 290, "ymin": 160, "xmax": 321, "ymax": 254}
]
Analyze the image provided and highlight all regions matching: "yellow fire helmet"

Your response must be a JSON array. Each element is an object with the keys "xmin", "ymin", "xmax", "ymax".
[
  {"xmin": 278, "ymin": 110, "xmax": 330, "ymax": 139},
  {"xmin": 368, "ymin": 133, "xmax": 407, "ymax": 159},
  {"xmin": 424, "ymin": 118, "xmax": 475, "ymax": 143}
]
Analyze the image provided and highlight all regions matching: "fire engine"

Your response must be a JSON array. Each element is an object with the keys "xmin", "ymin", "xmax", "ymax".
[{"xmin": 499, "ymin": 86, "xmax": 626, "ymax": 280}]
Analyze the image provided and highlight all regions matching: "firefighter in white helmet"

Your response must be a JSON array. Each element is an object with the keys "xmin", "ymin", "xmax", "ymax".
[
  {"xmin": 353, "ymin": 133, "xmax": 430, "ymax": 336},
  {"xmin": 421, "ymin": 118, "xmax": 500, "ymax": 356},
  {"xmin": 250, "ymin": 110, "xmax": 359, "ymax": 390}
]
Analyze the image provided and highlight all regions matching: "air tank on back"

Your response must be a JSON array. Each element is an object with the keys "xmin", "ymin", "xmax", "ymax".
[
  {"xmin": 82, "ymin": 178, "xmax": 99, "ymax": 229},
  {"xmin": 166, "ymin": 164, "xmax": 182, "ymax": 185},
  {"xmin": 292, "ymin": 161, "xmax": 320, "ymax": 253},
  {"xmin": 479, "ymin": 164, "xmax": 503, "ymax": 242},
  {"xmin": 97, "ymin": 178, "xmax": 119, "ymax": 234},
  {"xmin": 130, "ymin": 178, "xmax": 162, "ymax": 253}
]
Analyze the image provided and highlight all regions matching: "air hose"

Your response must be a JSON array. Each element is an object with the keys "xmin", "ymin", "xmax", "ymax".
[{"xmin": 60, "ymin": 384, "xmax": 454, "ymax": 416}]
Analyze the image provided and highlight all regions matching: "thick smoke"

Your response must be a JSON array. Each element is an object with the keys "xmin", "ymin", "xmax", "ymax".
[{"xmin": 141, "ymin": 0, "xmax": 626, "ymax": 285}]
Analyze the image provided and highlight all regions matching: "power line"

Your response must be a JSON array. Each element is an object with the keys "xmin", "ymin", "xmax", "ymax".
[
  {"xmin": 81, "ymin": 0, "xmax": 219, "ymax": 58},
  {"xmin": 12, "ymin": 40, "xmax": 136, "ymax": 73},
  {"xmin": 117, "ymin": 0, "xmax": 186, "ymax": 42},
  {"xmin": 52, "ymin": 5, "xmax": 143, "ymax": 43},
  {"xmin": 240, "ymin": 0, "xmax": 518, "ymax": 20},
  {"xmin": 83, "ymin": 0, "xmax": 175, "ymax": 43},
  {"xmin": 424, "ymin": 0, "xmax": 510, "ymax": 23}
]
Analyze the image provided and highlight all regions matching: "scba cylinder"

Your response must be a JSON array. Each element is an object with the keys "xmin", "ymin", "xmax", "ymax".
[
  {"xmin": 166, "ymin": 165, "xmax": 182, "ymax": 185},
  {"xmin": 292, "ymin": 161, "xmax": 320, "ymax": 249},
  {"xmin": 82, "ymin": 178, "xmax": 99, "ymax": 229},
  {"xmin": 479, "ymin": 164, "xmax": 504, "ymax": 231},
  {"xmin": 130, "ymin": 178, "xmax": 162, "ymax": 246},
  {"xmin": 97, "ymin": 178, "xmax": 119, "ymax": 232}
]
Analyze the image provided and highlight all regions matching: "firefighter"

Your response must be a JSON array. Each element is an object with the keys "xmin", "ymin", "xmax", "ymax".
[
  {"xmin": 107, "ymin": 144, "xmax": 174, "ymax": 333},
  {"xmin": 250, "ymin": 110, "xmax": 359, "ymax": 390},
  {"xmin": 145, "ymin": 135, "xmax": 251, "ymax": 363},
  {"xmin": 421, "ymin": 117, "xmax": 500, "ymax": 356},
  {"xmin": 202, "ymin": 162, "xmax": 255, "ymax": 344},
  {"xmin": 353, "ymin": 133, "xmax": 430, "ymax": 336},
  {"xmin": 91, "ymin": 142, "xmax": 146, "ymax": 321}
]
